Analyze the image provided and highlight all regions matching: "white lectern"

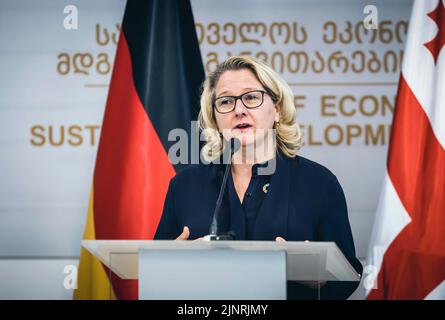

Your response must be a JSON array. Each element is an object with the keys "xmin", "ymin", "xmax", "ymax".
[{"xmin": 82, "ymin": 240, "xmax": 360, "ymax": 300}]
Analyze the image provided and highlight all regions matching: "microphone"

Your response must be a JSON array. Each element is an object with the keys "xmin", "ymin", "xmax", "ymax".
[{"xmin": 205, "ymin": 138, "xmax": 240, "ymax": 241}]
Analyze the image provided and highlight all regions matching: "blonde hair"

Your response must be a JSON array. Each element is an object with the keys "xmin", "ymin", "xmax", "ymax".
[{"xmin": 198, "ymin": 55, "xmax": 303, "ymax": 162}]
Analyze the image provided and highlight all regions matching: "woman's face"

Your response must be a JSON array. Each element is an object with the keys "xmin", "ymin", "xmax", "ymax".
[{"xmin": 213, "ymin": 69, "xmax": 279, "ymax": 147}]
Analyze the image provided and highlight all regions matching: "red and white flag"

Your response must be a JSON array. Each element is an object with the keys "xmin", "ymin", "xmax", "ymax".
[{"xmin": 366, "ymin": 0, "xmax": 445, "ymax": 299}]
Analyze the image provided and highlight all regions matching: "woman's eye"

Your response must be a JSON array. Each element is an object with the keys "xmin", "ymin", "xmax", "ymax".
[
  {"xmin": 220, "ymin": 99, "xmax": 230, "ymax": 105},
  {"xmin": 245, "ymin": 94, "xmax": 259, "ymax": 101}
]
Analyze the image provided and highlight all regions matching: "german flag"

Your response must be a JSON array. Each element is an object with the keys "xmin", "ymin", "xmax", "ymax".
[{"xmin": 74, "ymin": 0, "xmax": 204, "ymax": 300}]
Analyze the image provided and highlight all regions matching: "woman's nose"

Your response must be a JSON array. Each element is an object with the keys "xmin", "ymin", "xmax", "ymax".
[{"xmin": 233, "ymin": 98, "xmax": 247, "ymax": 116}]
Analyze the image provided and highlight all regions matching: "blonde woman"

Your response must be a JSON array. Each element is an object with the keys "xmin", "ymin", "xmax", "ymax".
[{"xmin": 155, "ymin": 56, "xmax": 362, "ymax": 299}]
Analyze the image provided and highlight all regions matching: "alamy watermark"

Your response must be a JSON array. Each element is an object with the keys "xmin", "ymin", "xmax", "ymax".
[
  {"xmin": 168, "ymin": 121, "xmax": 277, "ymax": 175},
  {"xmin": 63, "ymin": 264, "xmax": 78, "ymax": 290},
  {"xmin": 63, "ymin": 5, "xmax": 78, "ymax": 30},
  {"xmin": 363, "ymin": 5, "xmax": 378, "ymax": 30}
]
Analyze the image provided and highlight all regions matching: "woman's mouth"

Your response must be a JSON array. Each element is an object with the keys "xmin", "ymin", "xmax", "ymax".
[{"xmin": 233, "ymin": 123, "xmax": 252, "ymax": 131}]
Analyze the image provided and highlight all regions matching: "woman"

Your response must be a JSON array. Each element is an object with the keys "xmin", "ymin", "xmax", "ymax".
[{"xmin": 154, "ymin": 56, "xmax": 362, "ymax": 299}]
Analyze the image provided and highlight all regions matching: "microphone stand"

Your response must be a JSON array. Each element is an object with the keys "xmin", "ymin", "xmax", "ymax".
[{"xmin": 204, "ymin": 138, "xmax": 239, "ymax": 241}]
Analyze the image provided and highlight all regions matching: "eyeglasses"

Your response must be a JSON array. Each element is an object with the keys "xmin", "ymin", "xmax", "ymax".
[{"xmin": 213, "ymin": 90, "xmax": 270, "ymax": 114}]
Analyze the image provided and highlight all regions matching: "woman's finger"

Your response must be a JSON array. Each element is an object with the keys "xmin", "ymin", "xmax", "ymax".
[
  {"xmin": 175, "ymin": 226, "xmax": 190, "ymax": 240},
  {"xmin": 275, "ymin": 236, "xmax": 286, "ymax": 242}
]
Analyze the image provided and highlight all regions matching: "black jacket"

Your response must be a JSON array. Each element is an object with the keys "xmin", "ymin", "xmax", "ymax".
[{"xmin": 155, "ymin": 153, "xmax": 363, "ymax": 299}]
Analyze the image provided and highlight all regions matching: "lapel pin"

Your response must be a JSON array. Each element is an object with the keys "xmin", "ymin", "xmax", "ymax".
[{"xmin": 262, "ymin": 183, "xmax": 270, "ymax": 194}]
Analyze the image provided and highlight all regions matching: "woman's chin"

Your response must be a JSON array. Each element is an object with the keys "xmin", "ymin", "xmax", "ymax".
[{"xmin": 232, "ymin": 133, "xmax": 256, "ymax": 146}]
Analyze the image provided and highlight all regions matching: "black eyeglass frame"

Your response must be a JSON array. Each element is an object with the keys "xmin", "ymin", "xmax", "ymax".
[{"xmin": 213, "ymin": 90, "xmax": 274, "ymax": 114}]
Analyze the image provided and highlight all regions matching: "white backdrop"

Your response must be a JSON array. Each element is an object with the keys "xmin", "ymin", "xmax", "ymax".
[{"xmin": 0, "ymin": 0, "xmax": 413, "ymax": 264}]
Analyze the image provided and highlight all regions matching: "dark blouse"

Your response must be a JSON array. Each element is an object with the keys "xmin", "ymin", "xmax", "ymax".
[{"xmin": 228, "ymin": 162, "xmax": 272, "ymax": 240}]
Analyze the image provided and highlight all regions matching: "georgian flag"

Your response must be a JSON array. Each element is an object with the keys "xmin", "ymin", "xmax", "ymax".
[{"xmin": 366, "ymin": 0, "xmax": 445, "ymax": 299}]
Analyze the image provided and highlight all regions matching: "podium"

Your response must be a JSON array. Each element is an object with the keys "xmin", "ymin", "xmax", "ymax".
[{"xmin": 82, "ymin": 240, "xmax": 360, "ymax": 300}]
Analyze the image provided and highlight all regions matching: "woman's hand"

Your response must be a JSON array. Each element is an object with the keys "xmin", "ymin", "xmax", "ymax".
[
  {"xmin": 176, "ymin": 226, "xmax": 190, "ymax": 240},
  {"xmin": 175, "ymin": 226, "xmax": 203, "ymax": 241},
  {"xmin": 276, "ymin": 237, "xmax": 310, "ymax": 243}
]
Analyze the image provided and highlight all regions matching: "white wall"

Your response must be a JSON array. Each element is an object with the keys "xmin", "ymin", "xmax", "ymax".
[{"xmin": 0, "ymin": 259, "xmax": 78, "ymax": 300}]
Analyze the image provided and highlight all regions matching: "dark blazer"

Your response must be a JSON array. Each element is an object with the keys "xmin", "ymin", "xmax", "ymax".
[{"xmin": 154, "ymin": 153, "xmax": 363, "ymax": 299}]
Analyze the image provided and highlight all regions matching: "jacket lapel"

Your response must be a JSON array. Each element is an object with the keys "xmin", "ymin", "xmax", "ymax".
[{"xmin": 252, "ymin": 154, "xmax": 291, "ymax": 240}]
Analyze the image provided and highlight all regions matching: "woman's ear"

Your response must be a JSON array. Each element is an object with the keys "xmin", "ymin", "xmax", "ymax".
[{"xmin": 275, "ymin": 108, "xmax": 281, "ymax": 123}]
